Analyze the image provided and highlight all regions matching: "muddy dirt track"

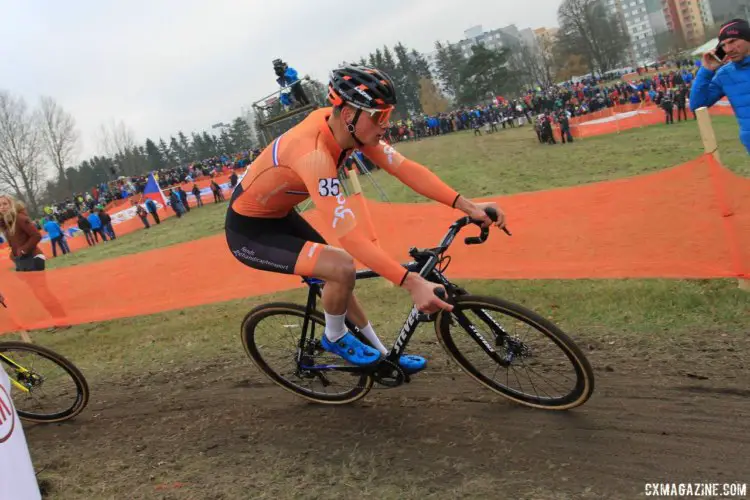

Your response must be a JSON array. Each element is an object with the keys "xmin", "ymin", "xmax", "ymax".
[{"xmin": 24, "ymin": 334, "xmax": 750, "ymax": 500}]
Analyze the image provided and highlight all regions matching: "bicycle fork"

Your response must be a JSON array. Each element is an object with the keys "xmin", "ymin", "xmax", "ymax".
[{"xmin": 1, "ymin": 355, "xmax": 33, "ymax": 393}]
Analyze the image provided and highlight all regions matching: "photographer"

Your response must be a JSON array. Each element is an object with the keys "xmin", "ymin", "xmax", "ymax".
[
  {"xmin": 273, "ymin": 59, "xmax": 309, "ymax": 107},
  {"xmin": 690, "ymin": 18, "xmax": 750, "ymax": 154}
]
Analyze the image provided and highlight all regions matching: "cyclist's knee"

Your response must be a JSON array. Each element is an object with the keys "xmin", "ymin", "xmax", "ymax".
[
  {"xmin": 331, "ymin": 251, "xmax": 356, "ymax": 287},
  {"xmin": 315, "ymin": 248, "xmax": 355, "ymax": 287}
]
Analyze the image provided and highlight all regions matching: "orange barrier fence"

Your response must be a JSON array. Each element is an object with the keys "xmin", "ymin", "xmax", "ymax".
[
  {"xmin": 0, "ymin": 170, "xmax": 247, "ymax": 266},
  {"xmin": 558, "ymin": 100, "xmax": 734, "ymax": 140},
  {"xmin": 58, "ymin": 169, "xmax": 247, "ymax": 231},
  {"xmin": 1, "ymin": 153, "xmax": 747, "ymax": 334}
]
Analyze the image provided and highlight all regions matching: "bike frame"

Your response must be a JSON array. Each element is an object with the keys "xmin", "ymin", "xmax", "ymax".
[
  {"xmin": 295, "ymin": 214, "xmax": 513, "ymax": 377},
  {"xmin": 0, "ymin": 352, "xmax": 32, "ymax": 393}
]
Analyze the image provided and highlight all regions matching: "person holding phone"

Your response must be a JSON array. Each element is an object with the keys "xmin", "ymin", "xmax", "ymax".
[{"xmin": 690, "ymin": 18, "xmax": 750, "ymax": 155}]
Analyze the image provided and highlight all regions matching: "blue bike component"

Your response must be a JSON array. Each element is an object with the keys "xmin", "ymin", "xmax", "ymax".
[{"xmin": 302, "ymin": 277, "xmax": 325, "ymax": 286}]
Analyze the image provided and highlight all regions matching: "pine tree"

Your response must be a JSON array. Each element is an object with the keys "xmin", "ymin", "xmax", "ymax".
[
  {"xmin": 393, "ymin": 42, "xmax": 423, "ymax": 117},
  {"xmin": 410, "ymin": 49, "xmax": 432, "ymax": 79},
  {"xmin": 382, "ymin": 46, "xmax": 398, "ymax": 75},
  {"xmin": 169, "ymin": 136, "xmax": 184, "ymax": 164},
  {"xmin": 202, "ymin": 131, "xmax": 217, "ymax": 157},
  {"xmin": 177, "ymin": 131, "xmax": 193, "ymax": 162},
  {"xmin": 219, "ymin": 129, "xmax": 233, "ymax": 154},
  {"xmin": 229, "ymin": 117, "xmax": 254, "ymax": 150},
  {"xmin": 434, "ymin": 41, "xmax": 466, "ymax": 98},
  {"xmin": 459, "ymin": 44, "xmax": 512, "ymax": 105},
  {"xmin": 374, "ymin": 48, "xmax": 384, "ymax": 68},
  {"xmin": 145, "ymin": 138, "xmax": 166, "ymax": 171},
  {"xmin": 158, "ymin": 138, "xmax": 175, "ymax": 166},
  {"xmin": 191, "ymin": 133, "xmax": 207, "ymax": 160}
]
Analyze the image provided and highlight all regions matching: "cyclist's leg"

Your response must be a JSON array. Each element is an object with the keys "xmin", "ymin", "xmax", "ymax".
[
  {"xmin": 285, "ymin": 212, "xmax": 425, "ymax": 370},
  {"xmin": 226, "ymin": 211, "xmax": 380, "ymax": 366},
  {"xmin": 281, "ymin": 212, "xmax": 389, "ymax": 354}
]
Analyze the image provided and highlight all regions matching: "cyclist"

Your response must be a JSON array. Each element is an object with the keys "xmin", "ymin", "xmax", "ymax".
[{"xmin": 226, "ymin": 64, "xmax": 506, "ymax": 373}]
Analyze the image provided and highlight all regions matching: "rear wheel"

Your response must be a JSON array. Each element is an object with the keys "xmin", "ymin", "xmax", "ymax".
[
  {"xmin": 241, "ymin": 303, "xmax": 373, "ymax": 404},
  {"xmin": 435, "ymin": 295, "xmax": 594, "ymax": 410},
  {"xmin": 0, "ymin": 341, "xmax": 90, "ymax": 423}
]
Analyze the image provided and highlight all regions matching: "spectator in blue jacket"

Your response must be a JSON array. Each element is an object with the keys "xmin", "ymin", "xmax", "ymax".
[
  {"xmin": 144, "ymin": 198, "xmax": 160, "ymax": 225},
  {"xmin": 273, "ymin": 59, "xmax": 309, "ymax": 106},
  {"xmin": 690, "ymin": 18, "xmax": 750, "ymax": 154},
  {"xmin": 87, "ymin": 210, "xmax": 108, "ymax": 242},
  {"xmin": 168, "ymin": 190, "xmax": 184, "ymax": 218},
  {"xmin": 43, "ymin": 216, "xmax": 68, "ymax": 257}
]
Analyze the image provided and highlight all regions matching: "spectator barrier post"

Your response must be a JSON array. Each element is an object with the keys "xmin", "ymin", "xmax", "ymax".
[{"xmin": 695, "ymin": 106, "xmax": 748, "ymax": 291}]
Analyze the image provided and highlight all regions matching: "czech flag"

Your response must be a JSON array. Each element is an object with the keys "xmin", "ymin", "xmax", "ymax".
[{"xmin": 141, "ymin": 172, "xmax": 168, "ymax": 206}]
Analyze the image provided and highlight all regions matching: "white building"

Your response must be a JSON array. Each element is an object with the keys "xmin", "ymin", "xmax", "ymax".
[
  {"xmin": 454, "ymin": 24, "xmax": 538, "ymax": 59},
  {"xmin": 603, "ymin": 0, "xmax": 663, "ymax": 64},
  {"xmin": 698, "ymin": 0, "xmax": 715, "ymax": 27}
]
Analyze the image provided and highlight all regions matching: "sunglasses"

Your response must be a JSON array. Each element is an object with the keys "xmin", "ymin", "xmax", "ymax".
[{"xmin": 352, "ymin": 104, "xmax": 394, "ymax": 126}]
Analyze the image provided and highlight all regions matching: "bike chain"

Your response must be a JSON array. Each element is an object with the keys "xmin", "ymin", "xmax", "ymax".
[{"xmin": 371, "ymin": 359, "xmax": 406, "ymax": 388}]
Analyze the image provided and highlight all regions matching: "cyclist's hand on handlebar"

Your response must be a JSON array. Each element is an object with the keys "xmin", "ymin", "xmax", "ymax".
[
  {"xmin": 401, "ymin": 273, "xmax": 453, "ymax": 314},
  {"xmin": 459, "ymin": 199, "xmax": 506, "ymax": 229}
]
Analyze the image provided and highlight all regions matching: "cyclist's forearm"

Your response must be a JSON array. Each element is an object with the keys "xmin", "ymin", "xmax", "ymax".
[
  {"xmin": 392, "ymin": 159, "xmax": 459, "ymax": 207},
  {"xmin": 453, "ymin": 195, "xmax": 479, "ymax": 214}
]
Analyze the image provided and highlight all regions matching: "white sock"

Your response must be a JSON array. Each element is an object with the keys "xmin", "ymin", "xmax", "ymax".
[
  {"xmin": 324, "ymin": 311, "xmax": 347, "ymax": 342},
  {"xmin": 360, "ymin": 322, "xmax": 389, "ymax": 355}
]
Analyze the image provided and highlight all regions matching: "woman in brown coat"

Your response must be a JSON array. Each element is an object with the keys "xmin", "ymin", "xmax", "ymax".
[{"xmin": 0, "ymin": 195, "xmax": 45, "ymax": 272}]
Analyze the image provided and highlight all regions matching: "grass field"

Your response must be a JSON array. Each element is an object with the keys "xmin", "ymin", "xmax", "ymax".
[
  {"xmin": 46, "ymin": 116, "xmax": 747, "ymax": 270},
  {"xmin": 33, "ymin": 115, "xmax": 750, "ymax": 367},
  {"xmin": 11, "ymin": 117, "xmax": 750, "ymax": 499}
]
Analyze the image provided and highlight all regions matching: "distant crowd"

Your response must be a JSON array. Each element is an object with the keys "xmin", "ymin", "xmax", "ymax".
[
  {"xmin": 43, "ymin": 149, "xmax": 259, "ymax": 225},
  {"xmin": 385, "ymin": 61, "xmax": 700, "ymax": 146}
]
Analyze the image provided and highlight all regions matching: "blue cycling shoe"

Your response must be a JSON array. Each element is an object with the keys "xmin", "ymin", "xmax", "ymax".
[
  {"xmin": 398, "ymin": 354, "xmax": 427, "ymax": 374},
  {"xmin": 320, "ymin": 332, "xmax": 382, "ymax": 366}
]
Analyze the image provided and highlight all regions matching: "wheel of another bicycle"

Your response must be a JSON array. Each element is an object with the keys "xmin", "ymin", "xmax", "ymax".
[
  {"xmin": 241, "ymin": 302, "xmax": 373, "ymax": 404},
  {"xmin": 435, "ymin": 295, "xmax": 594, "ymax": 410},
  {"xmin": 0, "ymin": 341, "xmax": 90, "ymax": 423}
]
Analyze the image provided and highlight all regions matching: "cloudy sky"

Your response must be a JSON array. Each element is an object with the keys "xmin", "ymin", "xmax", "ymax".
[{"xmin": 1, "ymin": 0, "xmax": 559, "ymax": 163}]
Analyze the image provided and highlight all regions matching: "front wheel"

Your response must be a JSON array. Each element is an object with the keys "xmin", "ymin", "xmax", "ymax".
[
  {"xmin": 435, "ymin": 295, "xmax": 594, "ymax": 410},
  {"xmin": 0, "ymin": 341, "xmax": 90, "ymax": 423},
  {"xmin": 241, "ymin": 303, "xmax": 373, "ymax": 405}
]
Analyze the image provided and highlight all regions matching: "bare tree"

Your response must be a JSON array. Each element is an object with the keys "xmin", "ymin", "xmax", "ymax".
[
  {"xmin": 0, "ymin": 91, "xmax": 45, "ymax": 214},
  {"xmin": 96, "ymin": 119, "xmax": 137, "ymax": 177},
  {"xmin": 97, "ymin": 119, "xmax": 135, "ymax": 159},
  {"xmin": 39, "ymin": 96, "xmax": 79, "ymax": 184},
  {"xmin": 558, "ymin": 0, "xmax": 630, "ymax": 74},
  {"xmin": 509, "ymin": 41, "xmax": 556, "ymax": 90}
]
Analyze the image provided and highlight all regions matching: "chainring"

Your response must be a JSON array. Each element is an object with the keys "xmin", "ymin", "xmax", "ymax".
[{"xmin": 371, "ymin": 359, "xmax": 405, "ymax": 387}]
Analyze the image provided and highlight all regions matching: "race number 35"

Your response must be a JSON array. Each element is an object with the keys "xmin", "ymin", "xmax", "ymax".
[{"xmin": 318, "ymin": 178, "xmax": 340, "ymax": 197}]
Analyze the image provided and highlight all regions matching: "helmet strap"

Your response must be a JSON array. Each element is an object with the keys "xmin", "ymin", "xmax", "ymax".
[{"xmin": 346, "ymin": 108, "xmax": 365, "ymax": 147}]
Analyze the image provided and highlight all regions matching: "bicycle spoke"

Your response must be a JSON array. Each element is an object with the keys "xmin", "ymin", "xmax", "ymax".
[
  {"xmin": 437, "ymin": 296, "xmax": 593, "ymax": 409},
  {"xmin": 244, "ymin": 306, "xmax": 371, "ymax": 403}
]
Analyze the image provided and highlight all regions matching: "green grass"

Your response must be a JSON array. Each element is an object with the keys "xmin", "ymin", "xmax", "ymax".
[
  {"xmin": 14, "ymin": 119, "xmax": 750, "ymax": 500},
  {"xmin": 47, "ymin": 117, "xmax": 746, "ymax": 270},
  {"xmin": 46, "ymin": 202, "xmax": 228, "ymax": 270},
  {"xmin": 361, "ymin": 117, "xmax": 747, "ymax": 202},
  {"xmin": 10, "ymin": 277, "xmax": 749, "ymax": 381},
  {"xmin": 27, "ymin": 115, "xmax": 750, "ymax": 370}
]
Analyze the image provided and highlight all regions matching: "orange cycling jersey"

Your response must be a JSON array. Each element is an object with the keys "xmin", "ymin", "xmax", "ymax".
[{"xmin": 229, "ymin": 108, "xmax": 459, "ymax": 285}]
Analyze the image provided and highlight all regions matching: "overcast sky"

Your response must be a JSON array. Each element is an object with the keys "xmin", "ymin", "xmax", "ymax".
[{"xmin": 1, "ymin": 0, "xmax": 559, "ymax": 163}]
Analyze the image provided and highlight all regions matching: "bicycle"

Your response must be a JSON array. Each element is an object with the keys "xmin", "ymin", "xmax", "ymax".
[
  {"xmin": 241, "ymin": 209, "xmax": 595, "ymax": 410},
  {"xmin": 0, "ymin": 301, "xmax": 89, "ymax": 422}
]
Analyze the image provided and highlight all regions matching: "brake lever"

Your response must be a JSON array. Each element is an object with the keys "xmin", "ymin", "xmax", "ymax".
[{"xmin": 481, "ymin": 207, "xmax": 512, "ymax": 236}]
